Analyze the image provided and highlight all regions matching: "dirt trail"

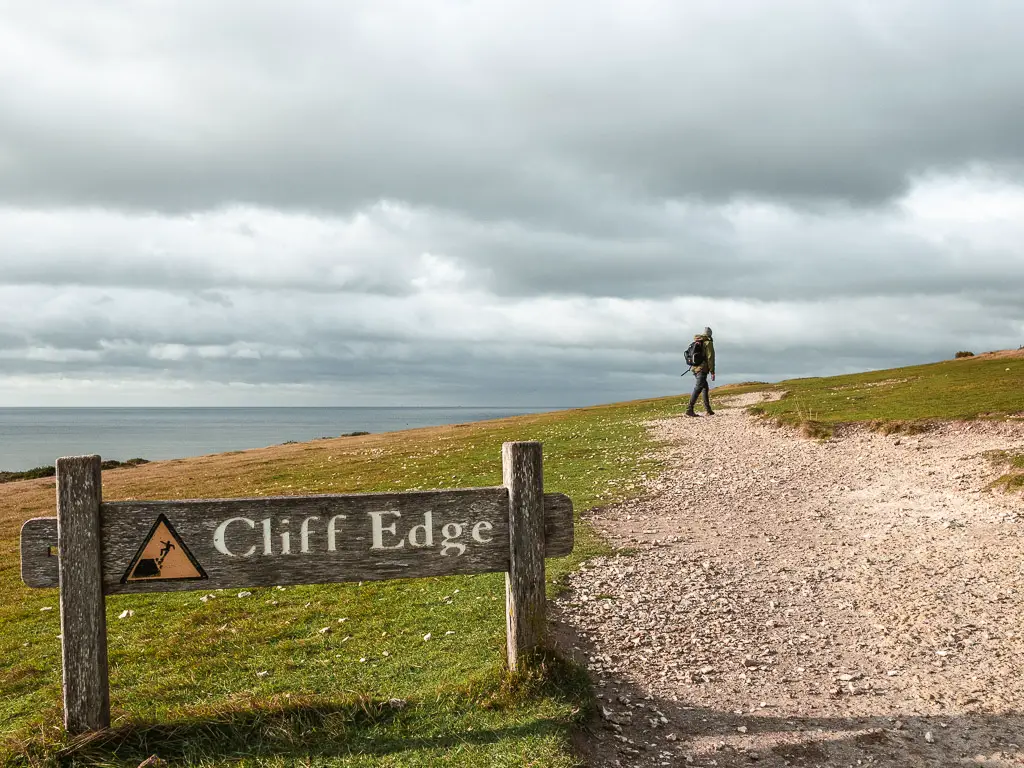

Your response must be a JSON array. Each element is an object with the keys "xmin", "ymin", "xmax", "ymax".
[{"xmin": 555, "ymin": 393, "xmax": 1024, "ymax": 767}]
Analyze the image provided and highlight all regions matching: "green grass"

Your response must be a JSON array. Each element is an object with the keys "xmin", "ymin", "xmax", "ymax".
[
  {"xmin": 982, "ymin": 450, "xmax": 1024, "ymax": 493},
  {"xmin": 0, "ymin": 394, "xmax": 698, "ymax": 767},
  {"xmin": 741, "ymin": 353, "xmax": 1024, "ymax": 439},
  {"xmin": 7, "ymin": 351, "xmax": 1018, "ymax": 764}
]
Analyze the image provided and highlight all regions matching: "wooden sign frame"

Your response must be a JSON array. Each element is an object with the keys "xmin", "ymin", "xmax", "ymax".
[{"xmin": 20, "ymin": 442, "xmax": 572, "ymax": 734}]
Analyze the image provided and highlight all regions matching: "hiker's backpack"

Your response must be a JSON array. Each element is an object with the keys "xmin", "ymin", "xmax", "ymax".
[{"xmin": 684, "ymin": 339, "xmax": 705, "ymax": 368}]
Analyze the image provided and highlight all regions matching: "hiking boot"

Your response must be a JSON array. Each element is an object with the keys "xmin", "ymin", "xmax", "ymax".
[
  {"xmin": 705, "ymin": 409, "xmax": 715, "ymax": 416},
  {"xmin": 685, "ymin": 410, "xmax": 698, "ymax": 417}
]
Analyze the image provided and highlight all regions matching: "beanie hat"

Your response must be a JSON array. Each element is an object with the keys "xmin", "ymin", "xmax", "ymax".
[{"xmin": 704, "ymin": 327, "xmax": 712, "ymax": 338}]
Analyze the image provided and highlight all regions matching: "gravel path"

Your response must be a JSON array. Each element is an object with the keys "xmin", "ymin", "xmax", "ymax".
[{"xmin": 555, "ymin": 393, "xmax": 1024, "ymax": 767}]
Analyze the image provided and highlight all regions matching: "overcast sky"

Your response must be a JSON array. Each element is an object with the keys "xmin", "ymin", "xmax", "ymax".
[{"xmin": 1, "ymin": 1, "xmax": 1022, "ymax": 406}]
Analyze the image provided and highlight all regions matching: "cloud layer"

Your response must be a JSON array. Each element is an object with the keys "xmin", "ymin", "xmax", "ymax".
[{"xmin": 1, "ymin": 1, "xmax": 1022, "ymax": 405}]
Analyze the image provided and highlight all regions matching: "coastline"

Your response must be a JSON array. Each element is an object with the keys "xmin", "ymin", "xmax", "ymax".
[{"xmin": 0, "ymin": 405, "xmax": 565, "ymax": 473}]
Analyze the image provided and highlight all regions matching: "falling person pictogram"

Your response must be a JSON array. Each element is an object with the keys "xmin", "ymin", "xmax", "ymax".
[{"xmin": 122, "ymin": 515, "xmax": 207, "ymax": 583}]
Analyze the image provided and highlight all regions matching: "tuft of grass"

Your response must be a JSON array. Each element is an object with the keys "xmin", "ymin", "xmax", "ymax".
[
  {"xmin": 982, "ymin": 450, "xmax": 1024, "ymax": 494},
  {"xmin": 799, "ymin": 420, "xmax": 833, "ymax": 440},
  {"xmin": 866, "ymin": 420, "xmax": 933, "ymax": 436},
  {"xmin": 744, "ymin": 402, "xmax": 834, "ymax": 441},
  {"xmin": 955, "ymin": 350, "xmax": 975, "ymax": 358},
  {"xmin": 994, "ymin": 474, "xmax": 1024, "ymax": 492},
  {"xmin": 0, "ymin": 393, "xmax": 697, "ymax": 766}
]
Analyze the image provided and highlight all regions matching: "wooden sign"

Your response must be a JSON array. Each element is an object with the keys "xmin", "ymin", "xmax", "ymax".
[
  {"xmin": 20, "ymin": 442, "xmax": 572, "ymax": 734},
  {"xmin": 22, "ymin": 489, "xmax": 573, "ymax": 594}
]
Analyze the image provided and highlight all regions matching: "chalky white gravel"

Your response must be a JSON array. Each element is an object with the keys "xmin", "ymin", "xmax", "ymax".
[{"xmin": 555, "ymin": 393, "xmax": 1024, "ymax": 767}]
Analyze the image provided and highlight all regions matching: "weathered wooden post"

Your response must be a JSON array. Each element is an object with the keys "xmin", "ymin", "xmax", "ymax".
[
  {"xmin": 56, "ymin": 455, "xmax": 110, "ymax": 733},
  {"xmin": 502, "ymin": 441, "xmax": 546, "ymax": 671}
]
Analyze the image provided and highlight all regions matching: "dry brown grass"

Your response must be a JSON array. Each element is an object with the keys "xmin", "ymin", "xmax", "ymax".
[
  {"xmin": 957, "ymin": 347, "xmax": 1024, "ymax": 361},
  {"xmin": 0, "ymin": 422, "xmax": 492, "ymax": 534},
  {"xmin": 798, "ymin": 421, "xmax": 833, "ymax": 440},
  {"xmin": 866, "ymin": 419, "xmax": 935, "ymax": 436}
]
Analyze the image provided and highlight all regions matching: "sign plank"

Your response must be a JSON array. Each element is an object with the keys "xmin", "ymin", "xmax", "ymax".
[
  {"xmin": 21, "ymin": 488, "xmax": 573, "ymax": 594},
  {"xmin": 21, "ymin": 517, "xmax": 59, "ymax": 588}
]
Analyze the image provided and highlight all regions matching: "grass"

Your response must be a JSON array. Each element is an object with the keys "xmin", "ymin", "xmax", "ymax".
[
  {"xmin": 741, "ymin": 351, "xmax": 1024, "ymax": 439},
  {"xmin": 6, "ymin": 349, "xmax": 1019, "ymax": 764},
  {"xmin": 982, "ymin": 450, "xmax": 1024, "ymax": 493},
  {"xmin": 0, "ymin": 393, "xmax": 700, "ymax": 767}
]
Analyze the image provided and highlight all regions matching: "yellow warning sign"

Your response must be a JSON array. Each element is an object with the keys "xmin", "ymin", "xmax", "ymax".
[{"xmin": 122, "ymin": 514, "xmax": 207, "ymax": 583}]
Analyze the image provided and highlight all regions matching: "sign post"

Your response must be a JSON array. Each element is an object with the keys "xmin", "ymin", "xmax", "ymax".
[
  {"xmin": 503, "ymin": 441, "xmax": 545, "ymax": 671},
  {"xmin": 21, "ymin": 442, "xmax": 572, "ymax": 734},
  {"xmin": 56, "ymin": 455, "xmax": 110, "ymax": 734}
]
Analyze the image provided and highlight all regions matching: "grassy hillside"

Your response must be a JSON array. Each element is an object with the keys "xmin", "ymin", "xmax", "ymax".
[
  {"xmin": 4, "ymin": 351, "xmax": 1020, "ymax": 765},
  {"xmin": 735, "ymin": 349, "xmax": 1024, "ymax": 438},
  {"xmin": 0, "ymin": 395, "xmax": 691, "ymax": 767}
]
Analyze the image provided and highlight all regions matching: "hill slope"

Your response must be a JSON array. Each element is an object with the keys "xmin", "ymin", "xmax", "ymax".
[
  {"xmin": 0, "ymin": 398, "xmax": 682, "ymax": 766},
  {"xmin": 2, "ymin": 351, "xmax": 1020, "ymax": 765},
  {"xmin": 730, "ymin": 348, "xmax": 1024, "ymax": 437}
]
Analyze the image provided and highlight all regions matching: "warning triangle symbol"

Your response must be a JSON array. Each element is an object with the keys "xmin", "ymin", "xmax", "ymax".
[{"xmin": 121, "ymin": 514, "xmax": 207, "ymax": 583}]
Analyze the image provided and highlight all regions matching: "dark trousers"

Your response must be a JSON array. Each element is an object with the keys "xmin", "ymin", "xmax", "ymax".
[{"xmin": 688, "ymin": 371, "xmax": 712, "ymax": 413}]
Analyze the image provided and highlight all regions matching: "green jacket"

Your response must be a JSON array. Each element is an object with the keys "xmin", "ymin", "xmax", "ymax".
[{"xmin": 691, "ymin": 335, "xmax": 715, "ymax": 374}]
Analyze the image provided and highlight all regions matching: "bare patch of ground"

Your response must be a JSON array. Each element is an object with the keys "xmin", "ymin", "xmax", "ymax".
[{"xmin": 555, "ymin": 393, "xmax": 1024, "ymax": 767}]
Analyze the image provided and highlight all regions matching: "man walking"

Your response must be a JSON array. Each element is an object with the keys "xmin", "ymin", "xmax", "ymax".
[{"xmin": 686, "ymin": 327, "xmax": 715, "ymax": 417}]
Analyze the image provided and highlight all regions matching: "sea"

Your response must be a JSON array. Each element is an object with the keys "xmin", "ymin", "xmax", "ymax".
[{"xmin": 0, "ymin": 407, "xmax": 563, "ymax": 472}]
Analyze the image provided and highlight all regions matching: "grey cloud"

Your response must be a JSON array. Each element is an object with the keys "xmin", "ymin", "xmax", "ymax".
[
  {"xmin": 6, "ymin": 195, "xmax": 1024, "ymax": 307},
  {"xmin": 3, "ymin": 1, "xmax": 1024, "ymax": 217},
  {"xmin": 0, "ymin": 280, "xmax": 1016, "ymax": 406},
  {"xmin": 0, "ymin": 206, "xmax": 422, "ymax": 296},
  {"xmin": 1, "ymin": 2, "xmax": 1023, "ymax": 406},
  {"xmin": 438, "ymin": 198, "xmax": 1024, "ymax": 303},
  {"xmin": 0, "ymin": 334, "xmax": 991, "ymax": 409}
]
